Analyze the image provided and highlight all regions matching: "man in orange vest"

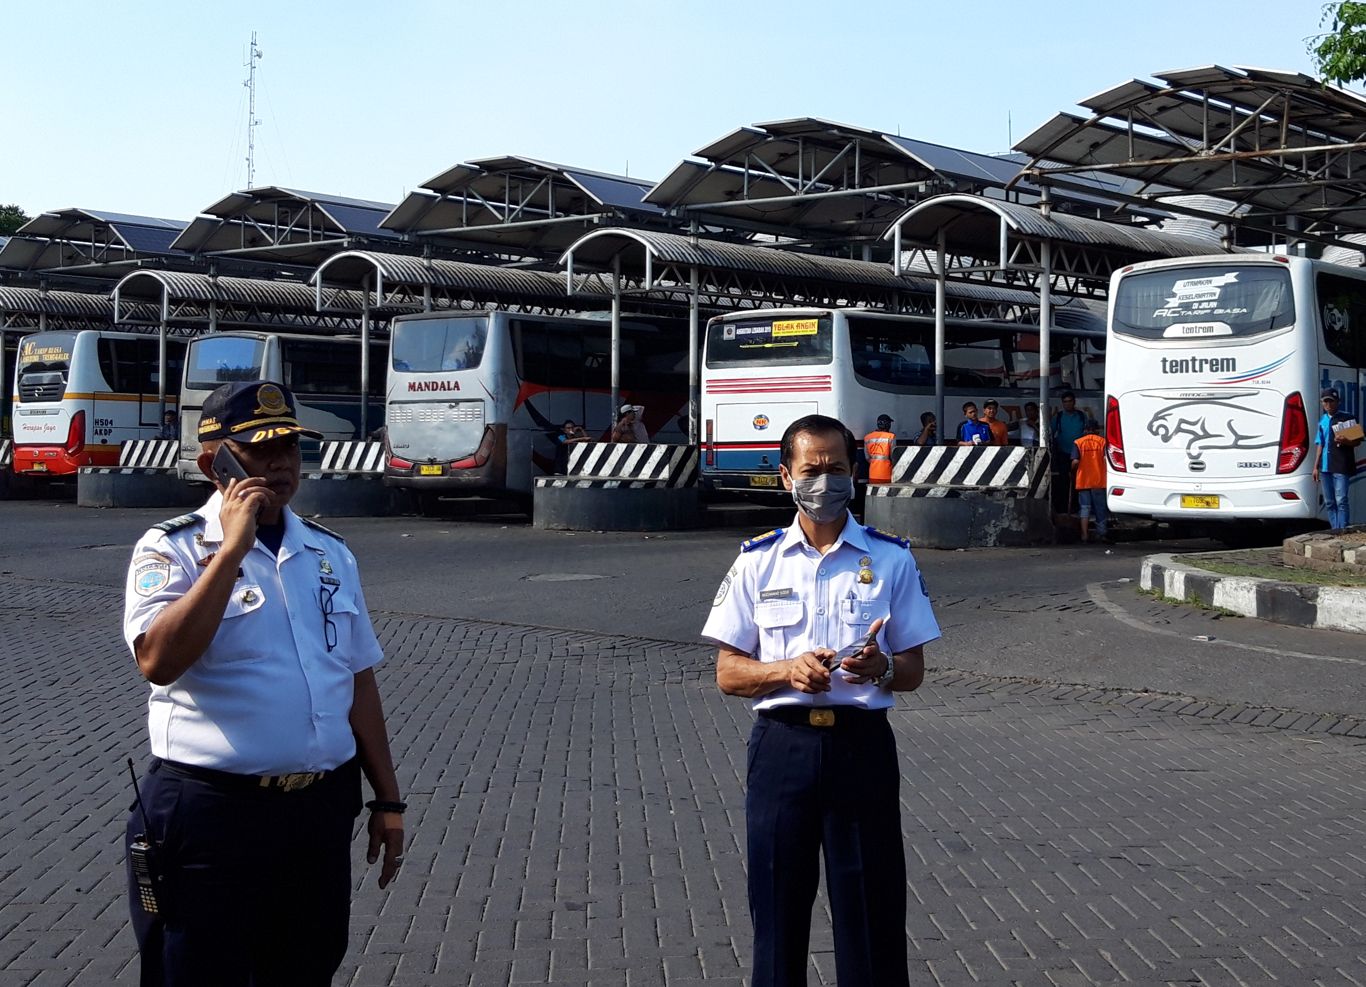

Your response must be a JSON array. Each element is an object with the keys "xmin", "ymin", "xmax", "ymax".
[
  {"xmin": 864, "ymin": 414, "xmax": 896, "ymax": 484},
  {"xmin": 1070, "ymin": 419, "xmax": 1109, "ymax": 543}
]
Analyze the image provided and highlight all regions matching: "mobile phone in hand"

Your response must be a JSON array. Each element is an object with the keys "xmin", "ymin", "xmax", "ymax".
[
  {"xmin": 212, "ymin": 443, "xmax": 250, "ymax": 484},
  {"xmin": 822, "ymin": 626, "xmax": 881, "ymax": 670}
]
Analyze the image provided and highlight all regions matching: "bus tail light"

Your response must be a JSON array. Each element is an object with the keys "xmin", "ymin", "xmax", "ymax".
[
  {"xmin": 1276, "ymin": 391, "xmax": 1308, "ymax": 474},
  {"xmin": 451, "ymin": 426, "xmax": 496, "ymax": 469},
  {"xmin": 705, "ymin": 419, "xmax": 714, "ymax": 466},
  {"xmin": 1111, "ymin": 488, "xmax": 1125, "ymax": 496},
  {"xmin": 1280, "ymin": 491, "xmax": 1301, "ymax": 501},
  {"xmin": 1105, "ymin": 396, "xmax": 1125, "ymax": 472},
  {"xmin": 65, "ymin": 411, "xmax": 86, "ymax": 457},
  {"xmin": 388, "ymin": 455, "xmax": 414, "ymax": 470}
]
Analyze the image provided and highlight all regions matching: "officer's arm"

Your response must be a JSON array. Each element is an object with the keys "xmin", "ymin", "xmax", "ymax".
[
  {"xmin": 135, "ymin": 478, "xmax": 266, "ymax": 685},
  {"xmin": 351, "ymin": 668, "xmax": 404, "ymax": 889},
  {"xmin": 716, "ymin": 646, "xmax": 832, "ymax": 697},
  {"xmin": 887, "ymin": 645, "xmax": 926, "ymax": 692}
]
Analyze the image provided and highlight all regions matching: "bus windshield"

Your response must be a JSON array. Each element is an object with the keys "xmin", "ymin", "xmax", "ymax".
[
  {"xmin": 17, "ymin": 332, "xmax": 75, "ymax": 374},
  {"xmin": 392, "ymin": 318, "xmax": 488, "ymax": 372},
  {"xmin": 1112, "ymin": 264, "xmax": 1295, "ymax": 340},
  {"xmin": 706, "ymin": 315, "xmax": 833, "ymax": 368},
  {"xmin": 186, "ymin": 336, "xmax": 267, "ymax": 390}
]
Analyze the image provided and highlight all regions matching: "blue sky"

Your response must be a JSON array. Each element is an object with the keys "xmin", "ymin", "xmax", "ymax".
[{"xmin": 2, "ymin": 0, "xmax": 1333, "ymax": 222}]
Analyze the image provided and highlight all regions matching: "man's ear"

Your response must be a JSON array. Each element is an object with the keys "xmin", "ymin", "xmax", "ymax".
[
  {"xmin": 197, "ymin": 445, "xmax": 223, "ymax": 490},
  {"xmin": 779, "ymin": 464, "xmax": 793, "ymax": 491}
]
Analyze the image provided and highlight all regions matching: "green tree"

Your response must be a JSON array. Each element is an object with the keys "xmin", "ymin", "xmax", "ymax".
[
  {"xmin": 0, "ymin": 203, "xmax": 29, "ymax": 235},
  {"xmin": 1311, "ymin": 1, "xmax": 1366, "ymax": 85}
]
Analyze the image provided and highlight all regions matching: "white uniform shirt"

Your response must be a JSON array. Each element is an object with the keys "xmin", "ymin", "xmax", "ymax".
[
  {"xmin": 123, "ymin": 492, "xmax": 384, "ymax": 774},
  {"xmin": 702, "ymin": 512, "xmax": 940, "ymax": 711}
]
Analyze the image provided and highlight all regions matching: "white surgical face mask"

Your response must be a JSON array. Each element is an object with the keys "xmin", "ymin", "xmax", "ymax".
[{"xmin": 790, "ymin": 473, "xmax": 854, "ymax": 524}]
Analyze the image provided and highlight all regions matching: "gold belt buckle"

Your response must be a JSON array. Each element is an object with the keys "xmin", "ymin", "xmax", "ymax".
[
  {"xmin": 808, "ymin": 709, "xmax": 836, "ymax": 728},
  {"xmin": 262, "ymin": 771, "xmax": 317, "ymax": 791}
]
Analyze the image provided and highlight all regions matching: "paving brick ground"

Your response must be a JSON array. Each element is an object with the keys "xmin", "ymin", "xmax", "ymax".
[{"xmin": 3, "ymin": 574, "xmax": 1366, "ymax": 986}]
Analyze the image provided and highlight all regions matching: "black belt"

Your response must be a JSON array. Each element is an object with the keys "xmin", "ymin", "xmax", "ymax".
[
  {"xmin": 155, "ymin": 757, "xmax": 351, "ymax": 793},
  {"xmin": 759, "ymin": 706, "xmax": 888, "ymax": 729}
]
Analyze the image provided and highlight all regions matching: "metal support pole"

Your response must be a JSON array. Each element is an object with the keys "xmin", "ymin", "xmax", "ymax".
[
  {"xmin": 209, "ymin": 299, "xmax": 218, "ymax": 333},
  {"xmin": 157, "ymin": 322, "xmax": 168, "ymax": 422},
  {"xmin": 422, "ymin": 284, "xmax": 432, "ymax": 313},
  {"xmin": 610, "ymin": 255, "xmax": 621, "ymax": 419},
  {"xmin": 1038, "ymin": 240, "xmax": 1053, "ymax": 450},
  {"xmin": 360, "ymin": 288, "xmax": 371, "ymax": 439},
  {"xmin": 688, "ymin": 266, "xmax": 700, "ymax": 444},
  {"xmin": 934, "ymin": 231, "xmax": 946, "ymax": 444}
]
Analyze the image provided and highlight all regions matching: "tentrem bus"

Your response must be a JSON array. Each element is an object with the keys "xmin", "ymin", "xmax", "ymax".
[
  {"xmin": 384, "ymin": 310, "xmax": 686, "ymax": 501},
  {"xmin": 1105, "ymin": 254, "xmax": 1365, "ymax": 524},
  {"xmin": 700, "ymin": 307, "xmax": 1104, "ymax": 492},
  {"xmin": 10, "ymin": 329, "xmax": 185, "ymax": 476},
  {"xmin": 177, "ymin": 331, "xmax": 383, "ymax": 479}
]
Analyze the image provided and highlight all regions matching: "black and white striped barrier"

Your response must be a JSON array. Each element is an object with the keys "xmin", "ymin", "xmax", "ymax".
[
  {"xmin": 533, "ymin": 443, "xmax": 701, "ymax": 531},
  {"xmin": 78, "ymin": 440, "xmax": 197, "ymax": 509},
  {"xmin": 0, "ymin": 438, "xmax": 11, "ymax": 470},
  {"xmin": 865, "ymin": 445, "xmax": 1053, "ymax": 549},
  {"xmin": 295, "ymin": 440, "xmax": 397, "ymax": 517}
]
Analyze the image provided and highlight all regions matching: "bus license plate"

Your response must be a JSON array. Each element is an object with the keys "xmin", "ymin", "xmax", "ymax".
[
  {"xmin": 28, "ymin": 463, "xmax": 47, "ymax": 472},
  {"xmin": 1180, "ymin": 494, "xmax": 1220, "ymax": 509},
  {"xmin": 418, "ymin": 464, "xmax": 442, "ymax": 476},
  {"xmin": 749, "ymin": 475, "xmax": 779, "ymax": 488}
]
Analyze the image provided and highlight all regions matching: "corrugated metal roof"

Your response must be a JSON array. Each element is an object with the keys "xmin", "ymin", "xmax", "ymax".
[
  {"xmin": 885, "ymin": 194, "xmax": 1231, "ymax": 262},
  {"xmin": 315, "ymin": 250, "xmax": 610, "ymax": 301},
  {"xmin": 115, "ymin": 270, "xmax": 350, "ymax": 312},
  {"xmin": 0, "ymin": 286, "xmax": 116, "ymax": 318}
]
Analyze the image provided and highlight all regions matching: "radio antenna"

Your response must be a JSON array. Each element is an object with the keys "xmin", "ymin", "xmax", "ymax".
[{"xmin": 243, "ymin": 32, "xmax": 263, "ymax": 188}]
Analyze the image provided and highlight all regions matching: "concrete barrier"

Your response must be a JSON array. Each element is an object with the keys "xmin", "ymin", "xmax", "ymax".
[
  {"xmin": 77, "ymin": 439, "xmax": 200, "ymax": 509},
  {"xmin": 864, "ymin": 446, "xmax": 1053, "ymax": 549},
  {"xmin": 533, "ymin": 443, "xmax": 700, "ymax": 531},
  {"xmin": 295, "ymin": 441, "xmax": 401, "ymax": 518}
]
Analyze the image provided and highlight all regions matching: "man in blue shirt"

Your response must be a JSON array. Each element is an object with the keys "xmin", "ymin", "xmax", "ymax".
[
  {"xmin": 1050, "ymin": 391, "xmax": 1088, "ymax": 512},
  {"xmin": 956, "ymin": 401, "xmax": 992, "ymax": 445},
  {"xmin": 1312, "ymin": 387, "xmax": 1361, "ymax": 530}
]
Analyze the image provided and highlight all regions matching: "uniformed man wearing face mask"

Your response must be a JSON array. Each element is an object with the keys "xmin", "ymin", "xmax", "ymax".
[{"xmin": 702, "ymin": 414, "xmax": 940, "ymax": 987}]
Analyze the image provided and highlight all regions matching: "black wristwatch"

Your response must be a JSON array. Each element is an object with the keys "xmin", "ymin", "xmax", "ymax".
[{"xmin": 366, "ymin": 799, "xmax": 407, "ymax": 814}]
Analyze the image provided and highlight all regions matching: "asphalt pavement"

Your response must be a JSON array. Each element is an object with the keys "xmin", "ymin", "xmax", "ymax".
[{"xmin": 2, "ymin": 500, "xmax": 1365, "ymax": 985}]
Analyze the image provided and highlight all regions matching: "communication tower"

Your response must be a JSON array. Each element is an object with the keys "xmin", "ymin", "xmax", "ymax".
[{"xmin": 244, "ymin": 33, "xmax": 263, "ymax": 188}]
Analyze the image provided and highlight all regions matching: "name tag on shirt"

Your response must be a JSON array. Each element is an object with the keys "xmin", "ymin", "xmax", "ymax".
[{"xmin": 760, "ymin": 587, "xmax": 794, "ymax": 601}]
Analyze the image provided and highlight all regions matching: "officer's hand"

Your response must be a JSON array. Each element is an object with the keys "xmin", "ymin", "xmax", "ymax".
[
  {"xmin": 367, "ymin": 810, "xmax": 405, "ymax": 889},
  {"xmin": 841, "ymin": 617, "xmax": 888, "ymax": 684},
  {"xmin": 789, "ymin": 652, "xmax": 832, "ymax": 693},
  {"xmin": 218, "ymin": 477, "xmax": 269, "ymax": 558}
]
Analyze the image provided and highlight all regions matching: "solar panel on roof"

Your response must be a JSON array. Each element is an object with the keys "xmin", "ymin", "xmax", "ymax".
[
  {"xmin": 319, "ymin": 203, "xmax": 399, "ymax": 238},
  {"xmin": 564, "ymin": 172, "xmax": 663, "ymax": 214},
  {"xmin": 82, "ymin": 209, "xmax": 187, "ymax": 230},
  {"xmin": 113, "ymin": 224, "xmax": 185, "ymax": 254},
  {"xmin": 884, "ymin": 136, "xmax": 1023, "ymax": 186}
]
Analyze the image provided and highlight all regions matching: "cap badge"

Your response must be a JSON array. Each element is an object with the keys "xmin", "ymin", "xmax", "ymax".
[
  {"xmin": 255, "ymin": 384, "xmax": 289, "ymax": 416},
  {"xmin": 858, "ymin": 568, "xmax": 874, "ymax": 584}
]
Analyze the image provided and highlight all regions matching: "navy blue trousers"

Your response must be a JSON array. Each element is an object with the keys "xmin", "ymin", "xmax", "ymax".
[
  {"xmin": 126, "ymin": 758, "xmax": 361, "ymax": 987},
  {"xmin": 746, "ymin": 710, "xmax": 909, "ymax": 987}
]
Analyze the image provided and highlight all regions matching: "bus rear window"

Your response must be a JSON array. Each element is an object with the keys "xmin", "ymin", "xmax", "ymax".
[
  {"xmin": 16, "ymin": 332, "xmax": 76, "ymax": 402},
  {"xmin": 187, "ymin": 337, "xmax": 266, "ymax": 390},
  {"xmin": 706, "ymin": 316, "xmax": 833, "ymax": 368},
  {"xmin": 392, "ymin": 318, "xmax": 488, "ymax": 372},
  {"xmin": 1112, "ymin": 265, "xmax": 1294, "ymax": 339}
]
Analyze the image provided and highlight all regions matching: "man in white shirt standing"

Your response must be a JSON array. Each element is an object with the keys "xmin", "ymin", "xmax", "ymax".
[
  {"xmin": 702, "ymin": 414, "xmax": 940, "ymax": 987},
  {"xmin": 123, "ymin": 381, "xmax": 404, "ymax": 986}
]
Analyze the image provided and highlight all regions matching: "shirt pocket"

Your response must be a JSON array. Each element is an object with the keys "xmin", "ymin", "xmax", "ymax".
[
  {"xmin": 207, "ymin": 585, "xmax": 268, "ymax": 664},
  {"xmin": 753, "ymin": 600, "xmax": 804, "ymax": 661},
  {"xmin": 319, "ymin": 583, "xmax": 363, "ymax": 663},
  {"xmin": 839, "ymin": 597, "xmax": 890, "ymax": 632}
]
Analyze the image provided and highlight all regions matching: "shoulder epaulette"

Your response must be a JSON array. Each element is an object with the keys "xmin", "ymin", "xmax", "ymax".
[
  {"xmin": 300, "ymin": 516, "xmax": 346, "ymax": 543},
  {"xmin": 152, "ymin": 514, "xmax": 202, "ymax": 534},
  {"xmin": 741, "ymin": 528, "xmax": 784, "ymax": 552},
  {"xmin": 864, "ymin": 526, "xmax": 910, "ymax": 549}
]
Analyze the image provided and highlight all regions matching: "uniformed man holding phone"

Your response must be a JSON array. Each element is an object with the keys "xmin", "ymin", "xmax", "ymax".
[
  {"xmin": 123, "ymin": 380, "xmax": 404, "ymax": 986},
  {"xmin": 702, "ymin": 413, "xmax": 940, "ymax": 987}
]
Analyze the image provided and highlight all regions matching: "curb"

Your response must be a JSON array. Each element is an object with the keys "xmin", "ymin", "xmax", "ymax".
[{"xmin": 1141, "ymin": 552, "xmax": 1366, "ymax": 634}]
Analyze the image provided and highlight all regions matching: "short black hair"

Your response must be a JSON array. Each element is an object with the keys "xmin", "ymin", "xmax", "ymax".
[
  {"xmin": 562, "ymin": 419, "xmax": 577, "ymax": 427},
  {"xmin": 920, "ymin": 411, "xmax": 935, "ymax": 426},
  {"xmin": 962, "ymin": 401, "xmax": 977, "ymax": 413},
  {"xmin": 1061, "ymin": 390, "xmax": 1076, "ymax": 402},
  {"xmin": 780, "ymin": 414, "xmax": 857, "ymax": 470}
]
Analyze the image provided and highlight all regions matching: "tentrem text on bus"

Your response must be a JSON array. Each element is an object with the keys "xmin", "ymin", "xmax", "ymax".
[
  {"xmin": 700, "ymin": 307, "xmax": 1105, "ymax": 493},
  {"xmin": 177, "ymin": 331, "xmax": 383, "ymax": 480},
  {"xmin": 384, "ymin": 310, "xmax": 686, "ymax": 502},
  {"xmin": 1105, "ymin": 253, "xmax": 1365, "ymax": 524},
  {"xmin": 10, "ymin": 329, "xmax": 185, "ymax": 477}
]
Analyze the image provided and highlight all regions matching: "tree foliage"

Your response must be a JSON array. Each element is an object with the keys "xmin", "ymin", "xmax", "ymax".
[
  {"xmin": 0, "ymin": 203, "xmax": 29, "ymax": 236},
  {"xmin": 1311, "ymin": 1, "xmax": 1366, "ymax": 85}
]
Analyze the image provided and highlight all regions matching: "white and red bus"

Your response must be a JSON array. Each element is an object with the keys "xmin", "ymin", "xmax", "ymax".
[
  {"xmin": 384, "ymin": 310, "xmax": 686, "ymax": 503},
  {"xmin": 1106, "ymin": 253, "xmax": 1365, "ymax": 524},
  {"xmin": 10, "ymin": 329, "xmax": 185, "ymax": 477}
]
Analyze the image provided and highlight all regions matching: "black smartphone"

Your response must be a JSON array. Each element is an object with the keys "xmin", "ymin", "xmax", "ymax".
[
  {"xmin": 212, "ymin": 443, "xmax": 250, "ymax": 484},
  {"xmin": 823, "ymin": 626, "xmax": 881, "ymax": 670}
]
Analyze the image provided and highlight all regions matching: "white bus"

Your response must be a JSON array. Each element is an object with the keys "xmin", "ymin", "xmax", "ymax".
[
  {"xmin": 700, "ymin": 307, "xmax": 1105, "ymax": 492},
  {"xmin": 1105, "ymin": 254, "xmax": 1365, "ymax": 525},
  {"xmin": 384, "ymin": 310, "xmax": 686, "ymax": 503},
  {"xmin": 10, "ymin": 329, "xmax": 185, "ymax": 477},
  {"xmin": 178, "ymin": 331, "xmax": 384, "ymax": 479}
]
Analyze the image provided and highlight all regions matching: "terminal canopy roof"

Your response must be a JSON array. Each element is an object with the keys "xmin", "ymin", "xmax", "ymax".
[
  {"xmin": 381, "ymin": 156, "xmax": 670, "ymax": 257},
  {"xmin": 171, "ymin": 187, "xmax": 401, "ymax": 264},
  {"xmin": 1014, "ymin": 66, "xmax": 1366, "ymax": 247},
  {"xmin": 884, "ymin": 194, "xmax": 1232, "ymax": 295},
  {"xmin": 114, "ymin": 270, "xmax": 365, "ymax": 334},
  {"xmin": 561, "ymin": 228, "xmax": 1058, "ymax": 320},
  {"xmin": 314, "ymin": 250, "xmax": 611, "ymax": 316},
  {"xmin": 0, "ymin": 285, "xmax": 116, "ymax": 330},
  {"xmin": 645, "ymin": 117, "xmax": 1138, "ymax": 244},
  {"xmin": 0, "ymin": 208, "xmax": 188, "ymax": 276}
]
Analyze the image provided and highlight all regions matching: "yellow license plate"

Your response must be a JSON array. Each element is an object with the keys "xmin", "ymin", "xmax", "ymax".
[
  {"xmin": 418, "ymin": 464, "xmax": 442, "ymax": 476},
  {"xmin": 748, "ymin": 474, "xmax": 779, "ymax": 488},
  {"xmin": 1180, "ymin": 494, "xmax": 1220, "ymax": 509},
  {"xmin": 28, "ymin": 463, "xmax": 48, "ymax": 472}
]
